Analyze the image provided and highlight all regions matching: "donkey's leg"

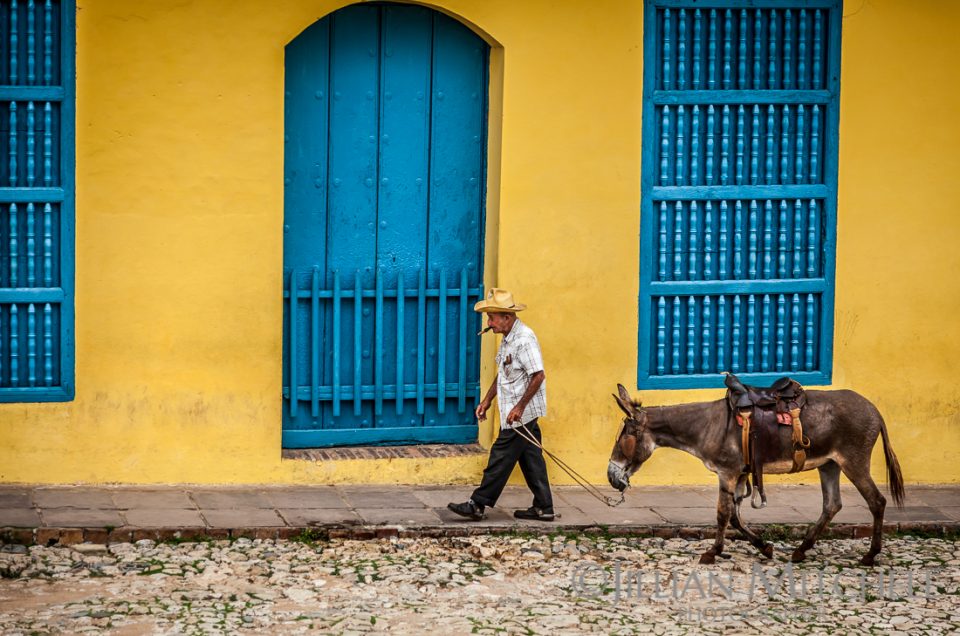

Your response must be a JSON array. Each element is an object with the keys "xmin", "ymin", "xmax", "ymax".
[
  {"xmin": 729, "ymin": 484, "xmax": 774, "ymax": 559},
  {"xmin": 792, "ymin": 461, "xmax": 842, "ymax": 563},
  {"xmin": 701, "ymin": 474, "xmax": 738, "ymax": 564},
  {"xmin": 840, "ymin": 461, "xmax": 887, "ymax": 566}
]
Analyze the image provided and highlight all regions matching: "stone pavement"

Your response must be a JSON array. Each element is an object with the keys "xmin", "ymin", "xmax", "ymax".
[{"xmin": 1, "ymin": 483, "xmax": 958, "ymax": 546}]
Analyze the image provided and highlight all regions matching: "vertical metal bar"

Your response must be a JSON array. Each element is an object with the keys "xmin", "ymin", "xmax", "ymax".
[
  {"xmin": 776, "ymin": 294, "xmax": 786, "ymax": 371},
  {"xmin": 753, "ymin": 9, "xmax": 763, "ymax": 90},
  {"xmin": 783, "ymin": 10, "xmax": 793, "ymax": 90},
  {"xmin": 26, "ymin": 102, "xmax": 35, "ymax": 186},
  {"xmin": 374, "ymin": 267, "xmax": 383, "ymax": 417},
  {"xmin": 42, "ymin": 203, "xmax": 51, "ymax": 285},
  {"xmin": 718, "ymin": 200, "xmax": 729, "ymax": 280},
  {"xmin": 10, "ymin": 304, "xmax": 18, "ymax": 386},
  {"xmin": 780, "ymin": 105, "xmax": 791, "ymax": 184},
  {"xmin": 288, "ymin": 270, "xmax": 298, "ymax": 419},
  {"xmin": 778, "ymin": 200, "xmax": 789, "ymax": 278},
  {"xmin": 768, "ymin": 9, "xmax": 778, "ymax": 89},
  {"xmin": 690, "ymin": 105, "xmax": 700, "ymax": 184},
  {"xmin": 761, "ymin": 294, "xmax": 772, "ymax": 371},
  {"xmin": 750, "ymin": 105, "xmax": 760, "ymax": 184},
  {"xmin": 9, "ymin": 103, "xmax": 18, "ymax": 186},
  {"xmin": 720, "ymin": 105, "xmax": 730, "ymax": 185},
  {"xmin": 765, "ymin": 105, "xmax": 775, "ymax": 184},
  {"xmin": 416, "ymin": 267, "xmax": 425, "ymax": 415},
  {"xmin": 717, "ymin": 296, "xmax": 727, "ymax": 372},
  {"xmin": 705, "ymin": 105, "xmax": 715, "ymax": 185},
  {"xmin": 812, "ymin": 10, "xmax": 823, "ymax": 90},
  {"xmin": 311, "ymin": 267, "xmax": 320, "ymax": 419},
  {"xmin": 733, "ymin": 200, "xmax": 744, "ymax": 279},
  {"xmin": 735, "ymin": 105, "xmax": 745, "ymax": 185},
  {"xmin": 26, "ymin": 0, "xmax": 34, "ymax": 84},
  {"xmin": 656, "ymin": 297, "xmax": 666, "ymax": 375},
  {"xmin": 793, "ymin": 200, "xmax": 804, "ymax": 278},
  {"xmin": 10, "ymin": 0, "xmax": 18, "ymax": 85},
  {"xmin": 354, "ymin": 271, "xmax": 362, "ymax": 418},
  {"xmin": 688, "ymin": 201, "xmax": 698, "ymax": 280},
  {"xmin": 686, "ymin": 297, "xmax": 696, "ymax": 374},
  {"xmin": 43, "ymin": 302, "xmax": 52, "ymax": 385},
  {"xmin": 722, "ymin": 9, "xmax": 732, "ymax": 89},
  {"xmin": 763, "ymin": 200, "xmax": 773, "ymax": 279},
  {"xmin": 43, "ymin": 0, "xmax": 52, "ymax": 85},
  {"xmin": 692, "ymin": 9, "xmax": 702, "ymax": 90},
  {"xmin": 660, "ymin": 105, "xmax": 671, "ymax": 185},
  {"xmin": 673, "ymin": 201, "xmax": 683, "ymax": 279},
  {"xmin": 790, "ymin": 294, "xmax": 801, "ymax": 371},
  {"xmin": 704, "ymin": 201, "xmax": 714, "ymax": 280},
  {"xmin": 663, "ymin": 8, "xmax": 672, "ymax": 90},
  {"xmin": 810, "ymin": 105, "xmax": 820, "ymax": 183},
  {"xmin": 808, "ymin": 199, "xmax": 819, "ymax": 277},
  {"xmin": 332, "ymin": 270, "xmax": 341, "ymax": 417},
  {"xmin": 732, "ymin": 295, "xmax": 742, "ymax": 372},
  {"xmin": 658, "ymin": 201, "xmax": 668, "ymax": 281},
  {"xmin": 805, "ymin": 293, "xmax": 816, "ymax": 370},
  {"xmin": 27, "ymin": 303, "xmax": 35, "ymax": 386},
  {"xmin": 9, "ymin": 204, "xmax": 18, "ymax": 286},
  {"xmin": 748, "ymin": 200, "xmax": 758, "ymax": 279},
  {"xmin": 437, "ymin": 269, "xmax": 446, "ymax": 414},
  {"xmin": 458, "ymin": 268, "xmax": 467, "ymax": 413},
  {"xmin": 746, "ymin": 295, "xmax": 757, "ymax": 372},
  {"xmin": 43, "ymin": 102, "xmax": 51, "ymax": 185},
  {"xmin": 795, "ymin": 104, "xmax": 806, "ymax": 184},
  {"xmin": 707, "ymin": 9, "xmax": 717, "ymax": 89},
  {"xmin": 677, "ymin": 9, "xmax": 687, "ymax": 90},
  {"xmin": 25, "ymin": 203, "xmax": 35, "ymax": 287},
  {"xmin": 675, "ymin": 104, "xmax": 685, "ymax": 185},
  {"xmin": 396, "ymin": 271, "xmax": 404, "ymax": 415},
  {"xmin": 702, "ymin": 296, "xmax": 712, "ymax": 373},
  {"xmin": 671, "ymin": 296, "xmax": 681, "ymax": 374},
  {"xmin": 738, "ymin": 9, "xmax": 748, "ymax": 89},
  {"xmin": 798, "ymin": 9, "xmax": 809, "ymax": 89}
]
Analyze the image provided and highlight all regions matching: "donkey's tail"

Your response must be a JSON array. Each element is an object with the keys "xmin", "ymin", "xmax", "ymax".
[{"xmin": 879, "ymin": 419, "xmax": 905, "ymax": 509}]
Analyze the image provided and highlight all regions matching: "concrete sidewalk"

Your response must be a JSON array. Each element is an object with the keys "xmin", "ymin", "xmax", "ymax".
[{"xmin": 1, "ymin": 483, "xmax": 957, "ymax": 545}]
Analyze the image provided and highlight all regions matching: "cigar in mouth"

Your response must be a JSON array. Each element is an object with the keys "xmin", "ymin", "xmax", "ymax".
[{"xmin": 477, "ymin": 326, "xmax": 493, "ymax": 335}]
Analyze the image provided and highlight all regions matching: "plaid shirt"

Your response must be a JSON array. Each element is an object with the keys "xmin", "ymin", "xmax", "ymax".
[{"xmin": 496, "ymin": 318, "xmax": 547, "ymax": 429}]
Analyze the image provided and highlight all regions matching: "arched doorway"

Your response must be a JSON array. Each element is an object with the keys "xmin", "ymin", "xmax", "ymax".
[{"xmin": 283, "ymin": 3, "xmax": 489, "ymax": 447}]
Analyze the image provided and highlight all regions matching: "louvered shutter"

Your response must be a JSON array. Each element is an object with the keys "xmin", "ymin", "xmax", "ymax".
[
  {"xmin": 0, "ymin": 0, "xmax": 74, "ymax": 402},
  {"xmin": 638, "ymin": 1, "xmax": 841, "ymax": 389}
]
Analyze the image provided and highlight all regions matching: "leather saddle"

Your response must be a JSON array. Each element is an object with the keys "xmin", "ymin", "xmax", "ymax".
[{"xmin": 724, "ymin": 372, "xmax": 809, "ymax": 508}]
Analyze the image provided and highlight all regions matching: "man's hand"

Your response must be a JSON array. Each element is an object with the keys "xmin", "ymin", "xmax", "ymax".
[
  {"xmin": 475, "ymin": 400, "xmax": 492, "ymax": 422},
  {"xmin": 506, "ymin": 405, "xmax": 524, "ymax": 425}
]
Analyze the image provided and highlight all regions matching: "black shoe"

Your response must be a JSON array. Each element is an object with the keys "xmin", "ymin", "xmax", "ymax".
[
  {"xmin": 447, "ymin": 500, "xmax": 484, "ymax": 521},
  {"xmin": 513, "ymin": 506, "xmax": 555, "ymax": 521}
]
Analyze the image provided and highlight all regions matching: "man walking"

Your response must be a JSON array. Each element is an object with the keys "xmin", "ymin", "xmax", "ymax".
[{"xmin": 448, "ymin": 288, "xmax": 554, "ymax": 521}]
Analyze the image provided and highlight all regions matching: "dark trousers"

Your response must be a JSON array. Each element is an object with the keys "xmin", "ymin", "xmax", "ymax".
[{"xmin": 471, "ymin": 419, "xmax": 553, "ymax": 510}]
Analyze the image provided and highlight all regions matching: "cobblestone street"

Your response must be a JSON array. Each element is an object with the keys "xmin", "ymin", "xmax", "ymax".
[{"xmin": 0, "ymin": 534, "xmax": 957, "ymax": 635}]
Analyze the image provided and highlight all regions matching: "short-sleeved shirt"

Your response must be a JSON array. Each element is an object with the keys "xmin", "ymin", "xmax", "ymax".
[{"xmin": 495, "ymin": 318, "xmax": 547, "ymax": 429}]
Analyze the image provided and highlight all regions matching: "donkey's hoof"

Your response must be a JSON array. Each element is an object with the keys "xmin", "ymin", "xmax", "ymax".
[
  {"xmin": 790, "ymin": 550, "xmax": 806, "ymax": 563},
  {"xmin": 699, "ymin": 551, "xmax": 716, "ymax": 565},
  {"xmin": 760, "ymin": 544, "xmax": 774, "ymax": 559},
  {"xmin": 860, "ymin": 554, "xmax": 877, "ymax": 567}
]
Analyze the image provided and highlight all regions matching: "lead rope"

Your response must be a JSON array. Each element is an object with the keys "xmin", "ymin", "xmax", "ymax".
[{"xmin": 513, "ymin": 424, "xmax": 626, "ymax": 507}]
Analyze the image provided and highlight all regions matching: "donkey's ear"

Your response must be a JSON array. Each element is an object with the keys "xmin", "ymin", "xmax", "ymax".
[
  {"xmin": 613, "ymin": 392, "xmax": 634, "ymax": 417},
  {"xmin": 617, "ymin": 384, "xmax": 632, "ymax": 404}
]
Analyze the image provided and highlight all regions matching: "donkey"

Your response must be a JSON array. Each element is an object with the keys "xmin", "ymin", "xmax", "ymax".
[{"xmin": 607, "ymin": 384, "xmax": 905, "ymax": 566}]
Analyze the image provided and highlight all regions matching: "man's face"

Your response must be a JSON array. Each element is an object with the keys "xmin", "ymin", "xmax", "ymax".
[{"xmin": 486, "ymin": 312, "xmax": 515, "ymax": 334}]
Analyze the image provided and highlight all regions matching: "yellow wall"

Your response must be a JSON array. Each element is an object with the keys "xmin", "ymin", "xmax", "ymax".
[{"xmin": 0, "ymin": 0, "xmax": 957, "ymax": 485}]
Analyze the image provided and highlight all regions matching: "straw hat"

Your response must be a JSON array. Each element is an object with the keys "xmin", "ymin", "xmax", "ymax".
[{"xmin": 473, "ymin": 288, "xmax": 526, "ymax": 313}]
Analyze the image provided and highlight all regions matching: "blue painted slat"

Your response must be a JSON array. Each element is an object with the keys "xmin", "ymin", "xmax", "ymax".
[
  {"xmin": 353, "ymin": 272, "xmax": 362, "ymax": 418},
  {"xmin": 288, "ymin": 269, "xmax": 297, "ymax": 420},
  {"xmin": 311, "ymin": 267, "xmax": 319, "ymax": 419},
  {"xmin": 395, "ymin": 271, "xmax": 404, "ymax": 416},
  {"xmin": 374, "ymin": 268, "xmax": 383, "ymax": 417},
  {"xmin": 437, "ymin": 270, "xmax": 446, "ymax": 416},
  {"xmin": 457, "ymin": 268, "xmax": 467, "ymax": 413},
  {"xmin": 332, "ymin": 270, "xmax": 341, "ymax": 417}
]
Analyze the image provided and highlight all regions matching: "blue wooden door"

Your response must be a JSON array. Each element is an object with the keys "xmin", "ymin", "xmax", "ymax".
[{"xmin": 283, "ymin": 3, "xmax": 488, "ymax": 447}]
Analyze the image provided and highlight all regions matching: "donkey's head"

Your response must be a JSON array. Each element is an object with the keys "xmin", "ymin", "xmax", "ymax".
[{"xmin": 607, "ymin": 384, "xmax": 654, "ymax": 492}]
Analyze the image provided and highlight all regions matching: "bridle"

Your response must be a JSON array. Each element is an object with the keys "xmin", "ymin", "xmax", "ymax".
[{"xmin": 615, "ymin": 408, "xmax": 649, "ymax": 460}]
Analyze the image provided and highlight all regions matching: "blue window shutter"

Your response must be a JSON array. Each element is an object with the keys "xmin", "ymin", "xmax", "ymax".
[
  {"xmin": 638, "ymin": 1, "xmax": 840, "ymax": 389},
  {"xmin": 0, "ymin": 0, "xmax": 74, "ymax": 402}
]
